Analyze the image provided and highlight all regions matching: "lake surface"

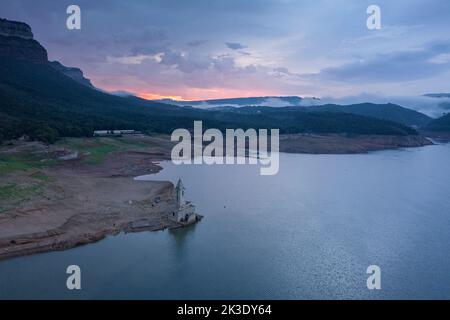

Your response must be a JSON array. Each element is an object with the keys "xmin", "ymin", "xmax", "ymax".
[{"xmin": 1, "ymin": 143, "xmax": 450, "ymax": 299}]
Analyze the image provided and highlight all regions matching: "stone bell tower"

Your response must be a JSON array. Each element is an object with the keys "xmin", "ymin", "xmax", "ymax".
[
  {"xmin": 175, "ymin": 178, "xmax": 185, "ymax": 209},
  {"xmin": 170, "ymin": 178, "xmax": 199, "ymax": 224}
]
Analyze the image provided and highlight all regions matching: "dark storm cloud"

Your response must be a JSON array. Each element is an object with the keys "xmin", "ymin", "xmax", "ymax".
[
  {"xmin": 308, "ymin": 40, "xmax": 450, "ymax": 83},
  {"xmin": 187, "ymin": 40, "xmax": 209, "ymax": 47},
  {"xmin": 1, "ymin": 0, "xmax": 450, "ymax": 98},
  {"xmin": 225, "ymin": 42, "xmax": 247, "ymax": 50}
]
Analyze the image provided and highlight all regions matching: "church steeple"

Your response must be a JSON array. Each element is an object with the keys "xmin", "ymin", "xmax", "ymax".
[
  {"xmin": 175, "ymin": 178, "xmax": 185, "ymax": 209},
  {"xmin": 170, "ymin": 178, "xmax": 200, "ymax": 224}
]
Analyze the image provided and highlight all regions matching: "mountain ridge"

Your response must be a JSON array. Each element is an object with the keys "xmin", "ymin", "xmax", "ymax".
[
  {"xmin": 208, "ymin": 103, "xmax": 432, "ymax": 128},
  {"xmin": 155, "ymin": 96, "xmax": 321, "ymax": 108},
  {"xmin": 49, "ymin": 61, "xmax": 94, "ymax": 88},
  {"xmin": 0, "ymin": 57, "xmax": 418, "ymax": 143},
  {"xmin": 0, "ymin": 18, "xmax": 47, "ymax": 63},
  {"xmin": 0, "ymin": 17, "xmax": 423, "ymax": 143},
  {"xmin": 426, "ymin": 113, "xmax": 450, "ymax": 131}
]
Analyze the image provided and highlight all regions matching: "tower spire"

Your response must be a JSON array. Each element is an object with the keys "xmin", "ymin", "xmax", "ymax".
[{"xmin": 175, "ymin": 178, "xmax": 185, "ymax": 209}]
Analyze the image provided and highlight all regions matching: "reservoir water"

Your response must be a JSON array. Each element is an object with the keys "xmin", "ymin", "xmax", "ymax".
[{"xmin": 1, "ymin": 143, "xmax": 450, "ymax": 299}]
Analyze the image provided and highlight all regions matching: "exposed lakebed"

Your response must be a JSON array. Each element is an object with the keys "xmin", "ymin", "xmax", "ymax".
[{"xmin": 1, "ymin": 143, "xmax": 450, "ymax": 299}]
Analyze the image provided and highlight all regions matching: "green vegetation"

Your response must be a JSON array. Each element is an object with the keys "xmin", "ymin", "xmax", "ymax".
[
  {"xmin": 0, "ymin": 151, "xmax": 59, "ymax": 175},
  {"xmin": 83, "ymin": 144, "xmax": 119, "ymax": 164},
  {"xmin": 426, "ymin": 113, "xmax": 450, "ymax": 131},
  {"xmin": 0, "ymin": 156, "xmax": 34, "ymax": 174},
  {"xmin": 0, "ymin": 182, "xmax": 44, "ymax": 214},
  {"xmin": 287, "ymin": 103, "xmax": 431, "ymax": 127},
  {"xmin": 1, "ymin": 154, "xmax": 46, "ymax": 175},
  {"xmin": 0, "ymin": 183, "xmax": 40, "ymax": 200},
  {"xmin": 29, "ymin": 171, "xmax": 51, "ymax": 182},
  {"xmin": 227, "ymin": 103, "xmax": 431, "ymax": 128},
  {"xmin": 0, "ymin": 58, "xmax": 419, "ymax": 144},
  {"xmin": 56, "ymin": 137, "xmax": 150, "ymax": 164},
  {"xmin": 0, "ymin": 136, "xmax": 155, "ymax": 176},
  {"xmin": 58, "ymin": 137, "xmax": 148, "ymax": 151}
]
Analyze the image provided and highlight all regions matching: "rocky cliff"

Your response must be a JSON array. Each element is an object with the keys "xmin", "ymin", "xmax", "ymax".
[
  {"xmin": 50, "ymin": 61, "xmax": 94, "ymax": 87},
  {"xmin": 0, "ymin": 18, "xmax": 33, "ymax": 39},
  {"xmin": 0, "ymin": 18, "xmax": 47, "ymax": 63}
]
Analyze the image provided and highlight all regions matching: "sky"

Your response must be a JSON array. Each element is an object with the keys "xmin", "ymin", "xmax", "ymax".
[{"xmin": 1, "ymin": 0, "xmax": 450, "ymax": 101}]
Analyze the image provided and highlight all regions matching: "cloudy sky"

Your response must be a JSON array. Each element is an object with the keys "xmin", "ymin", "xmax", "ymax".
[{"xmin": 1, "ymin": 0, "xmax": 450, "ymax": 100}]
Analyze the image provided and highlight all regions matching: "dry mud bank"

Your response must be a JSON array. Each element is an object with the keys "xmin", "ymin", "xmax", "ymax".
[{"xmin": 0, "ymin": 135, "xmax": 179, "ymax": 260}]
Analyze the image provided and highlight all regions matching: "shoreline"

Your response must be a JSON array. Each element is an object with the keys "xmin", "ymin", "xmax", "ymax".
[
  {"xmin": 278, "ymin": 134, "xmax": 433, "ymax": 154},
  {"xmin": 0, "ymin": 172, "xmax": 182, "ymax": 261},
  {"xmin": 0, "ymin": 133, "xmax": 438, "ymax": 261},
  {"xmin": 0, "ymin": 136, "xmax": 180, "ymax": 261}
]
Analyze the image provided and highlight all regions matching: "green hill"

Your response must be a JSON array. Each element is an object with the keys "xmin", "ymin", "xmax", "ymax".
[
  {"xmin": 303, "ymin": 103, "xmax": 432, "ymax": 127},
  {"xmin": 0, "ymin": 58, "xmax": 213, "ymax": 142},
  {"xmin": 425, "ymin": 113, "xmax": 450, "ymax": 131},
  {"xmin": 0, "ymin": 58, "xmax": 418, "ymax": 143},
  {"xmin": 221, "ymin": 103, "xmax": 431, "ymax": 128},
  {"xmin": 0, "ymin": 17, "xmax": 426, "ymax": 144}
]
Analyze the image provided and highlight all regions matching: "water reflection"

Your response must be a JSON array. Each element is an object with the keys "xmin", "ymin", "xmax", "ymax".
[
  {"xmin": 169, "ymin": 223, "xmax": 199, "ymax": 249},
  {"xmin": 1, "ymin": 144, "xmax": 450, "ymax": 299}
]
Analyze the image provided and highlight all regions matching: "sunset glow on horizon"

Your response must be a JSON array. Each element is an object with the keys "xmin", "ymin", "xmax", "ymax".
[
  {"xmin": 138, "ymin": 93, "xmax": 187, "ymax": 101},
  {"xmin": 134, "ymin": 87, "xmax": 282, "ymax": 101}
]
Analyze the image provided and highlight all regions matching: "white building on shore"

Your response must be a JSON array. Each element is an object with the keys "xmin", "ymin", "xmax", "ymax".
[{"xmin": 93, "ymin": 130, "xmax": 137, "ymax": 137}]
